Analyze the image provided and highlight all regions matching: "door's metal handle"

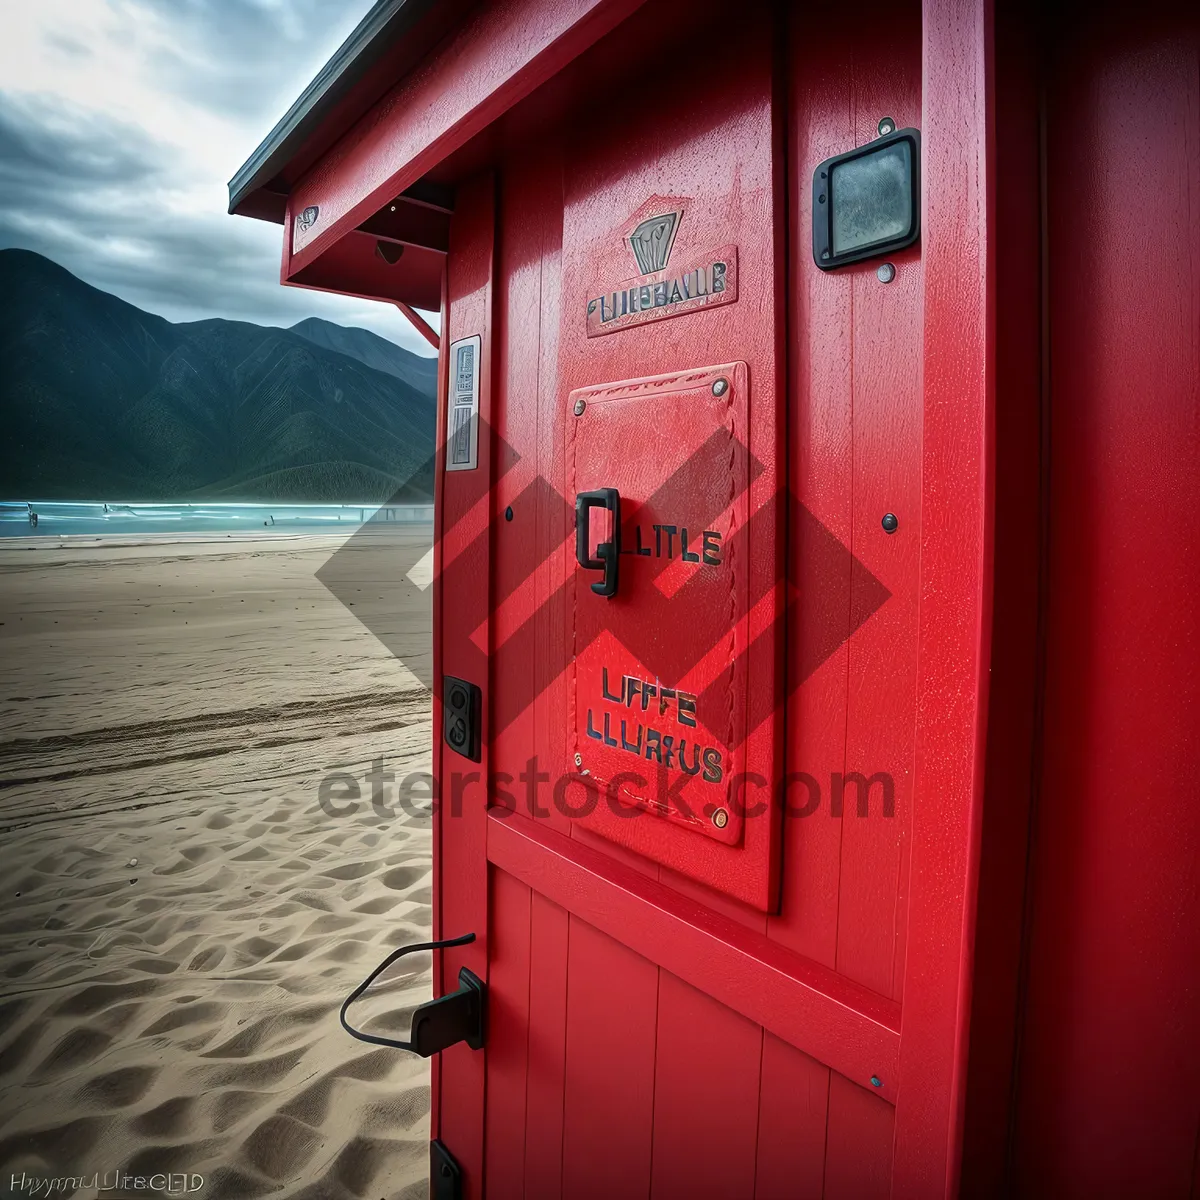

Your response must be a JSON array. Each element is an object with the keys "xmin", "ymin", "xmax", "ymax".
[
  {"xmin": 339, "ymin": 932, "xmax": 484, "ymax": 1056},
  {"xmin": 575, "ymin": 488, "xmax": 621, "ymax": 597}
]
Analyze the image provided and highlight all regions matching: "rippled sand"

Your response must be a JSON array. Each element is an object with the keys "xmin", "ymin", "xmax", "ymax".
[{"xmin": 0, "ymin": 530, "xmax": 434, "ymax": 1199}]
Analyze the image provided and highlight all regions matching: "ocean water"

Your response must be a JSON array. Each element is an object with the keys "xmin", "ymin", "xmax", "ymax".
[{"xmin": 0, "ymin": 500, "xmax": 433, "ymax": 539}]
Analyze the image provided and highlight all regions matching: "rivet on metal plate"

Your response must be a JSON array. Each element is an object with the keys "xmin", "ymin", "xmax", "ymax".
[
  {"xmin": 877, "ymin": 116, "xmax": 895, "ymax": 136},
  {"xmin": 712, "ymin": 807, "xmax": 729, "ymax": 829},
  {"xmin": 711, "ymin": 378, "xmax": 729, "ymax": 397},
  {"xmin": 574, "ymin": 752, "xmax": 583, "ymax": 768},
  {"xmin": 573, "ymin": 398, "xmax": 586, "ymax": 416},
  {"xmin": 877, "ymin": 262, "xmax": 896, "ymax": 284}
]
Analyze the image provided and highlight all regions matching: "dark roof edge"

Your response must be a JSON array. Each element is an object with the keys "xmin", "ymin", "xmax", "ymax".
[{"xmin": 227, "ymin": 0, "xmax": 433, "ymax": 218}]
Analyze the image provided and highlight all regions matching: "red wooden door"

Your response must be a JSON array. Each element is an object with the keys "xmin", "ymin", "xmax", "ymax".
[{"xmin": 428, "ymin": 0, "xmax": 995, "ymax": 1195}]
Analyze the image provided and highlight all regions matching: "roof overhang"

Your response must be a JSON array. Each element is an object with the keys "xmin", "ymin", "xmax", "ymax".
[
  {"xmin": 227, "ymin": 0, "xmax": 443, "ymax": 223},
  {"xmin": 229, "ymin": 0, "xmax": 649, "ymax": 312}
]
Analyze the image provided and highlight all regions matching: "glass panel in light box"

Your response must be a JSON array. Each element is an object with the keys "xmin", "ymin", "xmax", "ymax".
[{"xmin": 830, "ymin": 140, "xmax": 912, "ymax": 255}]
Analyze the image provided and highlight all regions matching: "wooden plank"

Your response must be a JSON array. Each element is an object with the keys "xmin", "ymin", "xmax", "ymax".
[
  {"xmin": 524, "ymin": 893, "xmax": 570, "ymax": 1199},
  {"xmin": 824, "ymin": 1073, "xmax": 895, "ymax": 1200},
  {"xmin": 891, "ymin": 0, "xmax": 996, "ymax": 1193},
  {"xmin": 754, "ymin": 1034, "xmax": 829, "ymax": 1200},
  {"xmin": 483, "ymin": 871, "xmax": 532, "ymax": 1195},
  {"xmin": 649, "ymin": 975, "xmax": 762, "ymax": 1199},
  {"xmin": 771, "ymin": 0, "xmax": 856, "ymax": 972},
  {"xmin": 561, "ymin": 919, "xmax": 657, "ymax": 1199},
  {"xmin": 519, "ymin": 148, "xmax": 572, "ymax": 1200},
  {"xmin": 491, "ymin": 159, "xmax": 552, "ymax": 808},
  {"xmin": 487, "ymin": 812, "xmax": 901, "ymax": 1098},
  {"xmin": 430, "ymin": 253, "xmax": 450, "ymax": 1139},
  {"xmin": 835, "ymin": 1, "xmax": 923, "ymax": 1002},
  {"xmin": 436, "ymin": 172, "xmax": 497, "ymax": 1200},
  {"xmin": 959, "ymin": 0, "xmax": 1042, "ymax": 1188},
  {"xmin": 529, "ymin": 143, "xmax": 572, "ymax": 842}
]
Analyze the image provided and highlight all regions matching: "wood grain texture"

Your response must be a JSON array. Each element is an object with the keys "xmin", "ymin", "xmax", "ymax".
[
  {"xmin": 892, "ymin": 0, "xmax": 996, "ymax": 1194},
  {"xmin": 487, "ymin": 811, "xmax": 901, "ymax": 1098},
  {"xmin": 435, "ymin": 173, "xmax": 496, "ymax": 1200},
  {"xmin": 560, "ymin": 920, "xmax": 657, "ymax": 1199}
]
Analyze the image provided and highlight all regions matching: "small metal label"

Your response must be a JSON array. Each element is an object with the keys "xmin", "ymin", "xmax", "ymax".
[
  {"xmin": 586, "ymin": 246, "xmax": 738, "ymax": 337},
  {"xmin": 291, "ymin": 205, "xmax": 321, "ymax": 255},
  {"xmin": 585, "ymin": 197, "xmax": 738, "ymax": 337},
  {"xmin": 445, "ymin": 334, "xmax": 481, "ymax": 472}
]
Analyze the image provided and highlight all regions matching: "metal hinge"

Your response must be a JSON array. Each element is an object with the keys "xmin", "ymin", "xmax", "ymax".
[{"xmin": 431, "ymin": 1140, "xmax": 462, "ymax": 1200}]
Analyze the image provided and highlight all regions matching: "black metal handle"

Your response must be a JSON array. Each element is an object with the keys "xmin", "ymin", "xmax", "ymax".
[
  {"xmin": 575, "ymin": 488, "xmax": 621, "ymax": 598},
  {"xmin": 340, "ymin": 932, "xmax": 485, "ymax": 1056}
]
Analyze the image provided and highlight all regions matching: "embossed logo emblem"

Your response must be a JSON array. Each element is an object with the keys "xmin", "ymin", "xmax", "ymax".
[
  {"xmin": 586, "ymin": 196, "xmax": 738, "ymax": 338},
  {"xmin": 626, "ymin": 209, "xmax": 682, "ymax": 274}
]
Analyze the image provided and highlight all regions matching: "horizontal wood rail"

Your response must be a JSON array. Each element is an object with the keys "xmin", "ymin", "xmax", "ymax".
[{"xmin": 486, "ymin": 811, "xmax": 902, "ymax": 1100}]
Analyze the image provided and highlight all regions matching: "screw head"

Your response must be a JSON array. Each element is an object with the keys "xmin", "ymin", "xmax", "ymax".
[
  {"xmin": 504, "ymin": 506, "xmax": 513, "ymax": 522},
  {"xmin": 712, "ymin": 378, "xmax": 729, "ymax": 397},
  {"xmin": 882, "ymin": 513, "xmax": 899, "ymax": 534},
  {"xmin": 574, "ymin": 752, "xmax": 583, "ymax": 768},
  {"xmin": 877, "ymin": 262, "xmax": 896, "ymax": 284},
  {"xmin": 573, "ymin": 398, "xmax": 586, "ymax": 416},
  {"xmin": 870, "ymin": 1075, "xmax": 883, "ymax": 1088},
  {"xmin": 878, "ymin": 116, "xmax": 896, "ymax": 136},
  {"xmin": 821, "ymin": 249, "xmax": 831, "ymax": 260},
  {"xmin": 712, "ymin": 807, "xmax": 729, "ymax": 829}
]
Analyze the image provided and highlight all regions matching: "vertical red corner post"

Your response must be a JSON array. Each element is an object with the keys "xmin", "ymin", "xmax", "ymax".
[
  {"xmin": 431, "ymin": 174, "xmax": 496, "ymax": 1190},
  {"xmin": 894, "ymin": 0, "xmax": 995, "ymax": 1194}
]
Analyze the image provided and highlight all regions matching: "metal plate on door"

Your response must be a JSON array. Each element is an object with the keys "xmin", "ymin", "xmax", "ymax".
[{"xmin": 567, "ymin": 362, "xmax": 753, "ymax": 850}]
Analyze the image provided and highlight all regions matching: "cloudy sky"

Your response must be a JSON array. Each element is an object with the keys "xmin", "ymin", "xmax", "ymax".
[{"xmin": 0, "ymin": 0, "xmax": 438, "ymax": 356}]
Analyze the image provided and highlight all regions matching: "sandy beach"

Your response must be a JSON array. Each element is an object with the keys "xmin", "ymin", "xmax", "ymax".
[{"xmin": 0, "ymin": 529, "xmax": 434, "ymax": 1200}]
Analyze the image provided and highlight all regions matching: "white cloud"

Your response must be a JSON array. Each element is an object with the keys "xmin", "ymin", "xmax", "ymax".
[{"xmin": 0, "ymin": 0, "xmax": 440, "ymax": 355}]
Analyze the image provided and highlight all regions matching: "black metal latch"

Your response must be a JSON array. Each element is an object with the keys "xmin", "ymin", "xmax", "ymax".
[
  {"xmin": 576, "ymin": 487, "xmax": 621, "ymax": 597},
  {"xmin": 431, "ymin": 1140, "xmax": 462, "ymax": 1200},
  {"xmin": 407, "ymin": 967, "xmax": 484, "ymax": 1056},
  {"xmin": 339, "ymin": 932, "xmax": 485, "ymax": 1057}
]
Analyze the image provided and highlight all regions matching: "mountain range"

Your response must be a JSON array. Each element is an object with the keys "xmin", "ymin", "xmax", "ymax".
[{"xmin": 0, "ymin": 249, "xmax": 437, "ymax": 503}]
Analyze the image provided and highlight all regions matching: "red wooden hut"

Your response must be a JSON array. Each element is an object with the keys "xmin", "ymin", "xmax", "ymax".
[{"xmin": 230, "ymin": 0, "xmax": 1200, "ymax": 1195}]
